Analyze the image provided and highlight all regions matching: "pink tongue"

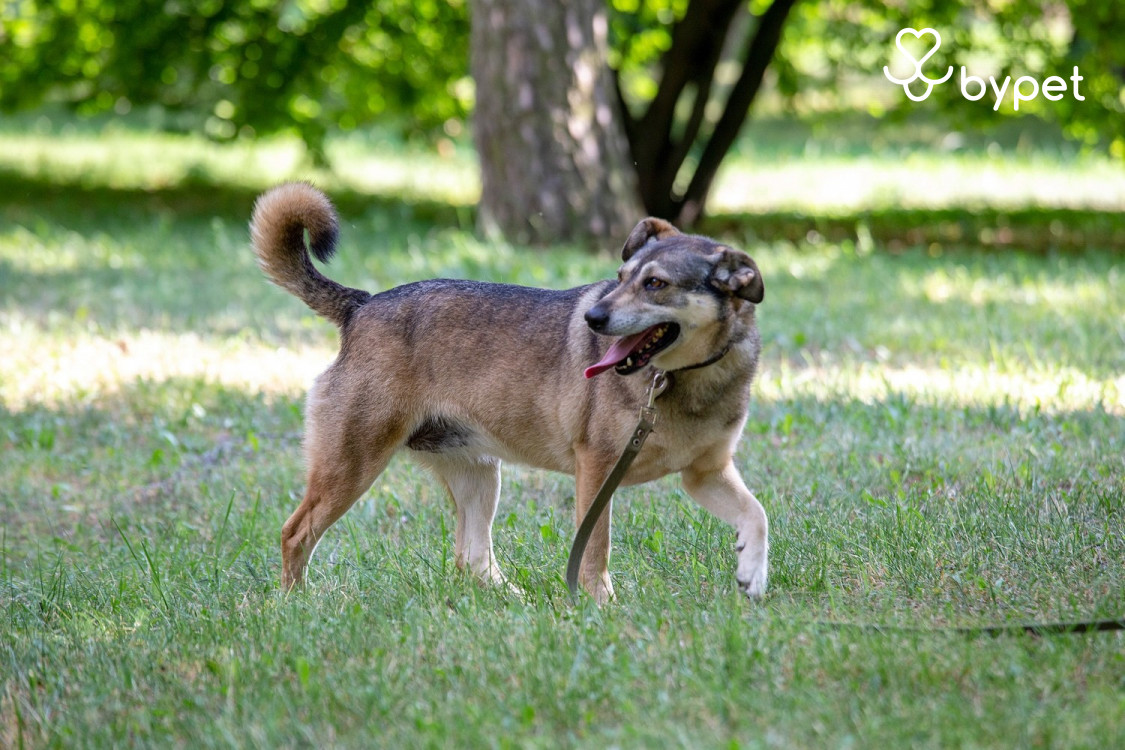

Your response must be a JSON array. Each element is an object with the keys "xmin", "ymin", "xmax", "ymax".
[{"xmin": 584, "ymin": 330, "xmax": 650, "ymax": 379}]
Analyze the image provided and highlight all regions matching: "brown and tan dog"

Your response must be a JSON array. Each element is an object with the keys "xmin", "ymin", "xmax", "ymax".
[{"xmin": 250, "ymin": 182, "xmax": 768, "ymax": 603}]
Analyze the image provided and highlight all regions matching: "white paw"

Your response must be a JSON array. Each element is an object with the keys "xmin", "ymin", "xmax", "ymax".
[{"xmin": 735, "ymin": 540, "xmax": 768, "ymax": 599}]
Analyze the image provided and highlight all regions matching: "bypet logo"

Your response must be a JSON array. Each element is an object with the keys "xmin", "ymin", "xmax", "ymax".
[
  {"xmin": 882, "ymin": 28, "xmax": 953, "ymax": 102},
  {"xmin": 883, "ymin": 27, "xmax": 1084, "ymax": 111}
]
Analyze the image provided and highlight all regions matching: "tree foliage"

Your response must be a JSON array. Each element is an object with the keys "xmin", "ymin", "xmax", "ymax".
[
  {"xmin": 0, "ymin": 0, "xmax": 470, "ymax": 161},
  {"xmin": 771, "ymin": 0, "xmax": 1125, "ymax": 154}
]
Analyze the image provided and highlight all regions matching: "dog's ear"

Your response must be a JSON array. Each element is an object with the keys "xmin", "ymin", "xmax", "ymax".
[
  {"xmin": 710, "ymin": 248, "xmax": 764, "ymax": 303},
  {"xmin": 622, "ymin": 217, "xmax": 681, "ymax": 261}
]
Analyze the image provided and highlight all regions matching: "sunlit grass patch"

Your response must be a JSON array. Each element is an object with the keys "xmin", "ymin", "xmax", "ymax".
[
  {"xmin": 758, "ymin": 360, "xmax": 1122, "ymax": 416},
  {"xmin": 0, "ymin": 128, "xmax": 479, "ymax": 208},
  {"xmin": 0, "ymin": 321, "xmax": 332, "ymax": 409},
  {"xmin": 710, "ymin": 152, "xmax": 1125, "ymax": 214}
]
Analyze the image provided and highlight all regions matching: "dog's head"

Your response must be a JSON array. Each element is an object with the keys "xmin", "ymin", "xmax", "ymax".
[{"xmin": 583, "ymin": 218, "xmax": 764, "ymax": 378}]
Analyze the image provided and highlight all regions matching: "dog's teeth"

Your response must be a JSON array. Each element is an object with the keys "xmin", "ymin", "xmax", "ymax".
[{"xmin": 625, "ymin": 356, "xmax": 635, "ymax": 367}]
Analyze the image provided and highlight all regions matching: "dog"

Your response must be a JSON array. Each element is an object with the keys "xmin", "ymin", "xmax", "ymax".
[{"xmin": 249, "ymin": 182, "xmax": 768, "ymax": 603}]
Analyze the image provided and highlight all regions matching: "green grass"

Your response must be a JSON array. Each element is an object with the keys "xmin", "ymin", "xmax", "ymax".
[{"xmin": 1, "ymin": 121, "xmax": 1124, "ymax": 747}]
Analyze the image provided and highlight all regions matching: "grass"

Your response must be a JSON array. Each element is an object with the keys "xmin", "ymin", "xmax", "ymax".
[{"xmin": 1, "ymin": 117, "xmax": 1124, "ymax": 747}]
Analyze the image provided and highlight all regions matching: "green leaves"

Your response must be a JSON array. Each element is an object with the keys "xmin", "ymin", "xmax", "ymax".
[
  {"xmin": 772, "ymin": 1, "xmax": 1124, "ymax": 154},
  {"xmin": 0, "ymin": 0, "xmax": 470, "ymax": 157}
]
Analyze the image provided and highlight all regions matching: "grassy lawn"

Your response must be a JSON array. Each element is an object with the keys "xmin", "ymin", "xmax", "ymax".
[{"xmin": 1, "ymin": 121, "xmax": 1123, "ymax": 747}]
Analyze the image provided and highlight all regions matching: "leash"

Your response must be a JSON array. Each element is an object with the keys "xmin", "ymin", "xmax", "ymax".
[
  {"xmin": 567, "ymin": 370, "xmax": 668, "ymax": 600},
  {"xmin": 812, "ymin": 618, "xmax": 1125, "ymax": 637}
]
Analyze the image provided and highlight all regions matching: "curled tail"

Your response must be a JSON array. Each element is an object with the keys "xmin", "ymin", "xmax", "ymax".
[{"xmin": 249, "ymin": 182, "xmax": 370, "ymax": 327}]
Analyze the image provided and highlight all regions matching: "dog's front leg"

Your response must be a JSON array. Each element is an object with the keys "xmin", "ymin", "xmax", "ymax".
[
  {"xmin": 573, "ymin": 446, "xmax": 617, "ymax": 604},
  {"xmin": 681, "ymin": 459, "xmax": 768, "ymax": 599}
]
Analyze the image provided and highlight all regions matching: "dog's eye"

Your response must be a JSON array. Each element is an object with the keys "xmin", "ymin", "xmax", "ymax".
[{"xmin": 644, "ymin": 277, "xmax": 668, "ymax": 291}]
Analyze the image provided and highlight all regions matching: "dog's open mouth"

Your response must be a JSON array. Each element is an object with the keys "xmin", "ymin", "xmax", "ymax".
[{"xmin": 584, "ymin": 323, "xmax": 680, "ymax": 378}]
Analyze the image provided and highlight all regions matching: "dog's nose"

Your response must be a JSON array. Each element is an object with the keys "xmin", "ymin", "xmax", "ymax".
[{"xmin": 585, "ymin": 306, "xmax": 609, "ymax": 332}]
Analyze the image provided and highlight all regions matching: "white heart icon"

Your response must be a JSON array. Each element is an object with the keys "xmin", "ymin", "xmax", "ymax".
[{"xmin": 895, "ymin": 27, "xmax": 943, "ymax": 69}]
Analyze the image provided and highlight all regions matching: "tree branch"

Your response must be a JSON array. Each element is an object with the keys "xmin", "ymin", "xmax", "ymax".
[
  {"xmin": 611, "ymin": 66, "xmax": 638, "ymax": 153},
  {"xmin": 631, "ymin": 0, "xmax": 743, "ymax": 215},
  {"xmin": 677, "ymin": 0, "xmax": 798, "ymax": 225},
  {"xmin": 664, "ymin": 50, "xmax": 722, "ymax": 191}
]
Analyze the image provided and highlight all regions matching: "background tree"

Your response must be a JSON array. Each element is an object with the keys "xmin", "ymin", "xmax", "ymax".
[
  {"xmin": 2, "ymin": 0, "xmax": 1121, "ymax": 241},
  {"xmin": 610, "ymin": 0, "xmax": 798, "ymax": 226},
  {"xmin": 468, "ymin": 0, "xmax": 640, "ymax": 244}
]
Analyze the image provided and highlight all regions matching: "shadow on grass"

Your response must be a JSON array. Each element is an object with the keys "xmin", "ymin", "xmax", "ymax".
[
  {"xmin": 0, "ymin": 376, "xmax": 303, "ymax": 547},
  {"xmin": 0, "ymin": 252, "xmax": 320, "ymax": 340},
  {"xmin": 0, "ymin": 166, "xmax": 465, "ymax": 224},
  {"xmin": 4, "ymin": 164, "xmax": 1124, "ymax": 252},
  {"xmin": 0, "ymin": 168, "xmax": 464, "ymax": 339}
]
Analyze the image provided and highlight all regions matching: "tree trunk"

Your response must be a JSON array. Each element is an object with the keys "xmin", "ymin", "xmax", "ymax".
[{"xmin": 469, "ymin": 0, "xmax": 641, "ymax": 246}]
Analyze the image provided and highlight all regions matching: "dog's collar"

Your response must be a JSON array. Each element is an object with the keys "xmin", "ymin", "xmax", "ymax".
[
  {"xmin": 671, "ymin": 343, "xmax": 731, "ymax": 374},
  {"xmin": 653, "ymin": 345, "xmax": 731, "ymax": 397}
]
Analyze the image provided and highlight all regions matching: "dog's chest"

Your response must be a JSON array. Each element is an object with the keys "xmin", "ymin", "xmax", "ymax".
[{"xmin": 626, "ymin": 408, "xmax": 743, "ymax": 483}]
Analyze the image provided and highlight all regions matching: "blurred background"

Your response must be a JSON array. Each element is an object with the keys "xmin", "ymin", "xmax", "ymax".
[{"xmin": 2, "ymin": 0, "xmax": 1123, "ymax": 245}]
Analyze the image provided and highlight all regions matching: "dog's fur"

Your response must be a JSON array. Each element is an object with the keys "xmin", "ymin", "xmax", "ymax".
[{"xmin": 250, "ymin": 182, "xmax": 768, "ymax": 603}]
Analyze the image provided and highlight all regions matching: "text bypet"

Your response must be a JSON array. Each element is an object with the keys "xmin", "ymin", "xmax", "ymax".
[{"xmin": 884, "ymin": 27, "xmax": 1084, "ymax": 111}]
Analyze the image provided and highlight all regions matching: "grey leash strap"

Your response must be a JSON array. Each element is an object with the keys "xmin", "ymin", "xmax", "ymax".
[{"xmin": 566, "ymin": 371, "xmax": 666, "ymax": 601}]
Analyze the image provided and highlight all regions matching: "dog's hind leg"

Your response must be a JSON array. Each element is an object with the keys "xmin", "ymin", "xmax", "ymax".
[
  {"xmin": 281, "ymin": 418, "xmax": 402, "ymax": 591},
  {"xmin": 415, "ymin": 453, "xmax": 508, "ymax": 587},
  {"xmin": 681, "ymin": 459, "xmax": 769, "ymax": 599}
]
